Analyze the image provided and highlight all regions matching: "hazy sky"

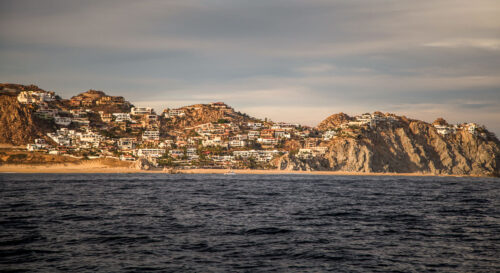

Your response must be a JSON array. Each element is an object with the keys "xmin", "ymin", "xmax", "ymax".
[{"xmin": 1, "ymin": 0, "xmax": 499, "ymax": 133}]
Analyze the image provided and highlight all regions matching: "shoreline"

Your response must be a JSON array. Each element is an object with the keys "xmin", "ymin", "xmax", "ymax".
[{"xmin": 0, "ymin": 164, "xmax": 485, "ymax": 177}]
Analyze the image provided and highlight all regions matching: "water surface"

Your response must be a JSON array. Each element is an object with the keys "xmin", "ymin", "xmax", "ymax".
[{"xmin": 1, "ymin": 174, "xmax": 499, "ymax": 272}]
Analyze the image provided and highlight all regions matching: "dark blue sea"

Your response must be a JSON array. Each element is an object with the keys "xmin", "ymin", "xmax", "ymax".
[{"xmin": 0, "ymin": 174, "xmax": 499, "ymax": 272}]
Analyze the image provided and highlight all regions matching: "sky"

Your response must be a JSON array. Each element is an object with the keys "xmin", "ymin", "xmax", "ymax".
[{"xmin": 1, "ymin": 0, "xmax": 499, "ymax": 134}]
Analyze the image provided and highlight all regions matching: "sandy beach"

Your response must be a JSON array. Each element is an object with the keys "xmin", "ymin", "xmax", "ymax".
[{"xmin": 0, "ymin": 163, "xmax": 471, "ymax": 177}]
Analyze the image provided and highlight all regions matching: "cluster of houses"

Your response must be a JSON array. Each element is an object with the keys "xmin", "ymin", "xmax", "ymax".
[
  {"xmin": 17, "ymin": 90, "xmax": 487, "ymax": 169},
  {"xmin": 433, "ymin": 123, "xmax": 477, "ymax": 136},
  {"xmin": 17, "ymin": 91, "xmax": 56, "ymax": 104},
  {"xmin": 68, "ymin": 92, "xmax": 126, "ymax": 107},
  {"xmin": 342, "ymin": 113, "xmax": 398, "ymax": 129}
]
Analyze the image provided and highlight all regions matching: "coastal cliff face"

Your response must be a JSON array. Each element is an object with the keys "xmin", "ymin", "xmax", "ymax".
[
  {"xmin": 0, "ymin": 93, "xmax": 53, "ymax": 145},
  {"xmin": 276, "ymin": 118, "xmax": 500, "ymax": 176}
]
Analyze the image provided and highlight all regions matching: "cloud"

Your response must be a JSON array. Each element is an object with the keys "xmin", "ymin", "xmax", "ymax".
[
  {"xmin": 423, "ymin": 39, "xmax": 500, "ymax": 50},
  {"xmin": 1, "ymin": 0, "xmax": 500, "ymax": 135}
]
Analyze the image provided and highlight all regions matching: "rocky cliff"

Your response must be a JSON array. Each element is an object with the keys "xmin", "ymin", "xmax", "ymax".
[
  {"xmin": 276, "ymin": 117, "xmax": 500, "ymax": 176},
  {"xmin": 0, "ymin": 93, "xmax": 54, "ymax": 145}
]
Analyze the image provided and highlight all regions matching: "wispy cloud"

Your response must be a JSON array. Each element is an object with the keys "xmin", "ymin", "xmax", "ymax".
[{"xmin": 423, "ymin": 39, "xmax": 500, "ymax": 50}]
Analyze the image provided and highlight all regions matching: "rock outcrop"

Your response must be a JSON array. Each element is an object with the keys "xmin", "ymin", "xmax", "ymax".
[
  {"xmin": 67, "ymin": 89, "xmax": 133, "ymax": 113},
  {"xmin": 134, "ymin": 158, "xmax": 154, "ymax": 170},
  {"xmin": 0, "ymin": 93, "xmax": 54, "ymax": 145},
  {"xmin": 164, "ymin": 103, "xmax": 259, "ymax": 129},
  {"xmin": 317, "ymin": 112, "xmax": 353, "ymax": 131}
]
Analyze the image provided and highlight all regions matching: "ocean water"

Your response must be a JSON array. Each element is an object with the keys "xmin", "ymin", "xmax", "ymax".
[{"xmin": 0, "ymin": 174, "xmax": 499, "ymax": 272}]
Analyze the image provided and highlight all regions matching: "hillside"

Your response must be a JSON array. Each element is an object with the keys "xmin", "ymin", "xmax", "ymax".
[
  {"xmin": 0, "ymin": 83, "xmax": 46, "ymax": 93},
  {"xmin": 67, "ymin": 89, "xmax": 133, "ymax": 113},
  {"xmin": 1, "ymin": 82, "xmax": 499, "ymax": 176},
  {"xmin": 163, "ymin": 103, "xmax": 260, "ymax": 129}
]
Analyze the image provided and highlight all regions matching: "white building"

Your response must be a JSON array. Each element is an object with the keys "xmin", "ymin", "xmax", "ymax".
[
  {"xmin": 202, "ymin": 137, "xmax": 228, "ymax": 148},
  {"xmin": 17, "ymin": 91, "xmax": 56, "ymax": 104},
  {"xmin": 113, "ymin": 113, "xmax": 131, "ymax": 122},
  {"xmin": 35, "ymin": 92, "xmax": 56, "ymax": 102},
  {"xmin": 247, "ymin": 122, "xmax": 263, "ymax": 129},
  {"xmin": 47, "ymin": 128, "xmax": 76, "ymax": 146},
  {"xmin": 54, "ymin": 116, "xmax": 72, "ymax": 126},
  {"xmin": 434, "ymin": 124, "xmax": 458, "ymax": 136},
  {"xmin": 72, "ymin": 118, "xmax": 90, "ymax": 126},
  {"xmin": 323, "ymin": 130, "xmax": 337, "ymax": 140},
  {"xmin": 136, "ymin": 148, "xmax": 165, "ymax": 158},
  {"xmin": 229, "ymin": 140, "xmax": 246, "ymax": 148},
  {"xmin": 78, "ymin": 132, "xmax": 102, "ymax": 145},
  {"xmin": 232, "ymin": 149, "xmax": 281, "ymax": 162},
  {"xmin": 169, "ymin": 149, "xmax": 184, "ymax": 157},
  {"xmin": 233, "ymin": 150, "xmax": 251, "ymax": 158},
  {"xmin": 165, "ymin": 109, "xmax": 185, "ymax": 118},
  {"xmin": 118, "ymin": 138, "xmax": 136, "ymax": 150},
  {"xmin": 210, "ymin": 155, "xmax": 234, "ymax": 162},
  {"xmin": 142, "ymin": 130, "xmax": 160, "ymax": 141},
  {"xmin": 17, "ymin": 92, "xmax": 37, "ymax": 104},
  {"xmin": 257, "ymin": 138, "xmax": 279, "ymax": 146},
  {"xmin": 27, "ymin": 139, "xmax": 48, "ymax": 151},
  {"xmin": 466, "ymin": 123, "xmax": 477, "ymax": 134},
  {"xmin": 277, "ymin": 122, "xmax": 300, "ymax": 128},
  {"xmin": 274, "ymin": 131, "xmax": 291, "ymax": 139},
  {"xmin": 131, "ymin": 107, "xmax": 153, "ymax": 115}
]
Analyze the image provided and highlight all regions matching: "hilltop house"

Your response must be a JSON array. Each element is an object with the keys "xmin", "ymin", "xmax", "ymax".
[{"xmin": 131, "ymin": 107, "xmax": 153, "ymax": 115}]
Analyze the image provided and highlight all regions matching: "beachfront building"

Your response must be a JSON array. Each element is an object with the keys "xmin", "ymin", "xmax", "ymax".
[
  {"xmin": 233, "ymin": 150, "xmax": 280, "ymax": 162},
  {"xmin": 47, "ymin": 129, "xmax": 75, "ymax": 147},
  {"xmin": 136, "ymin": 148, "xmax": 165, "ymax": 158},
  {"xmin": 118, "ymin": 138, "xmax": 136, "ymax": 150},
  {"xmin": 27, "ymin": 139, "xmax": 49, "ymax": 151}
]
